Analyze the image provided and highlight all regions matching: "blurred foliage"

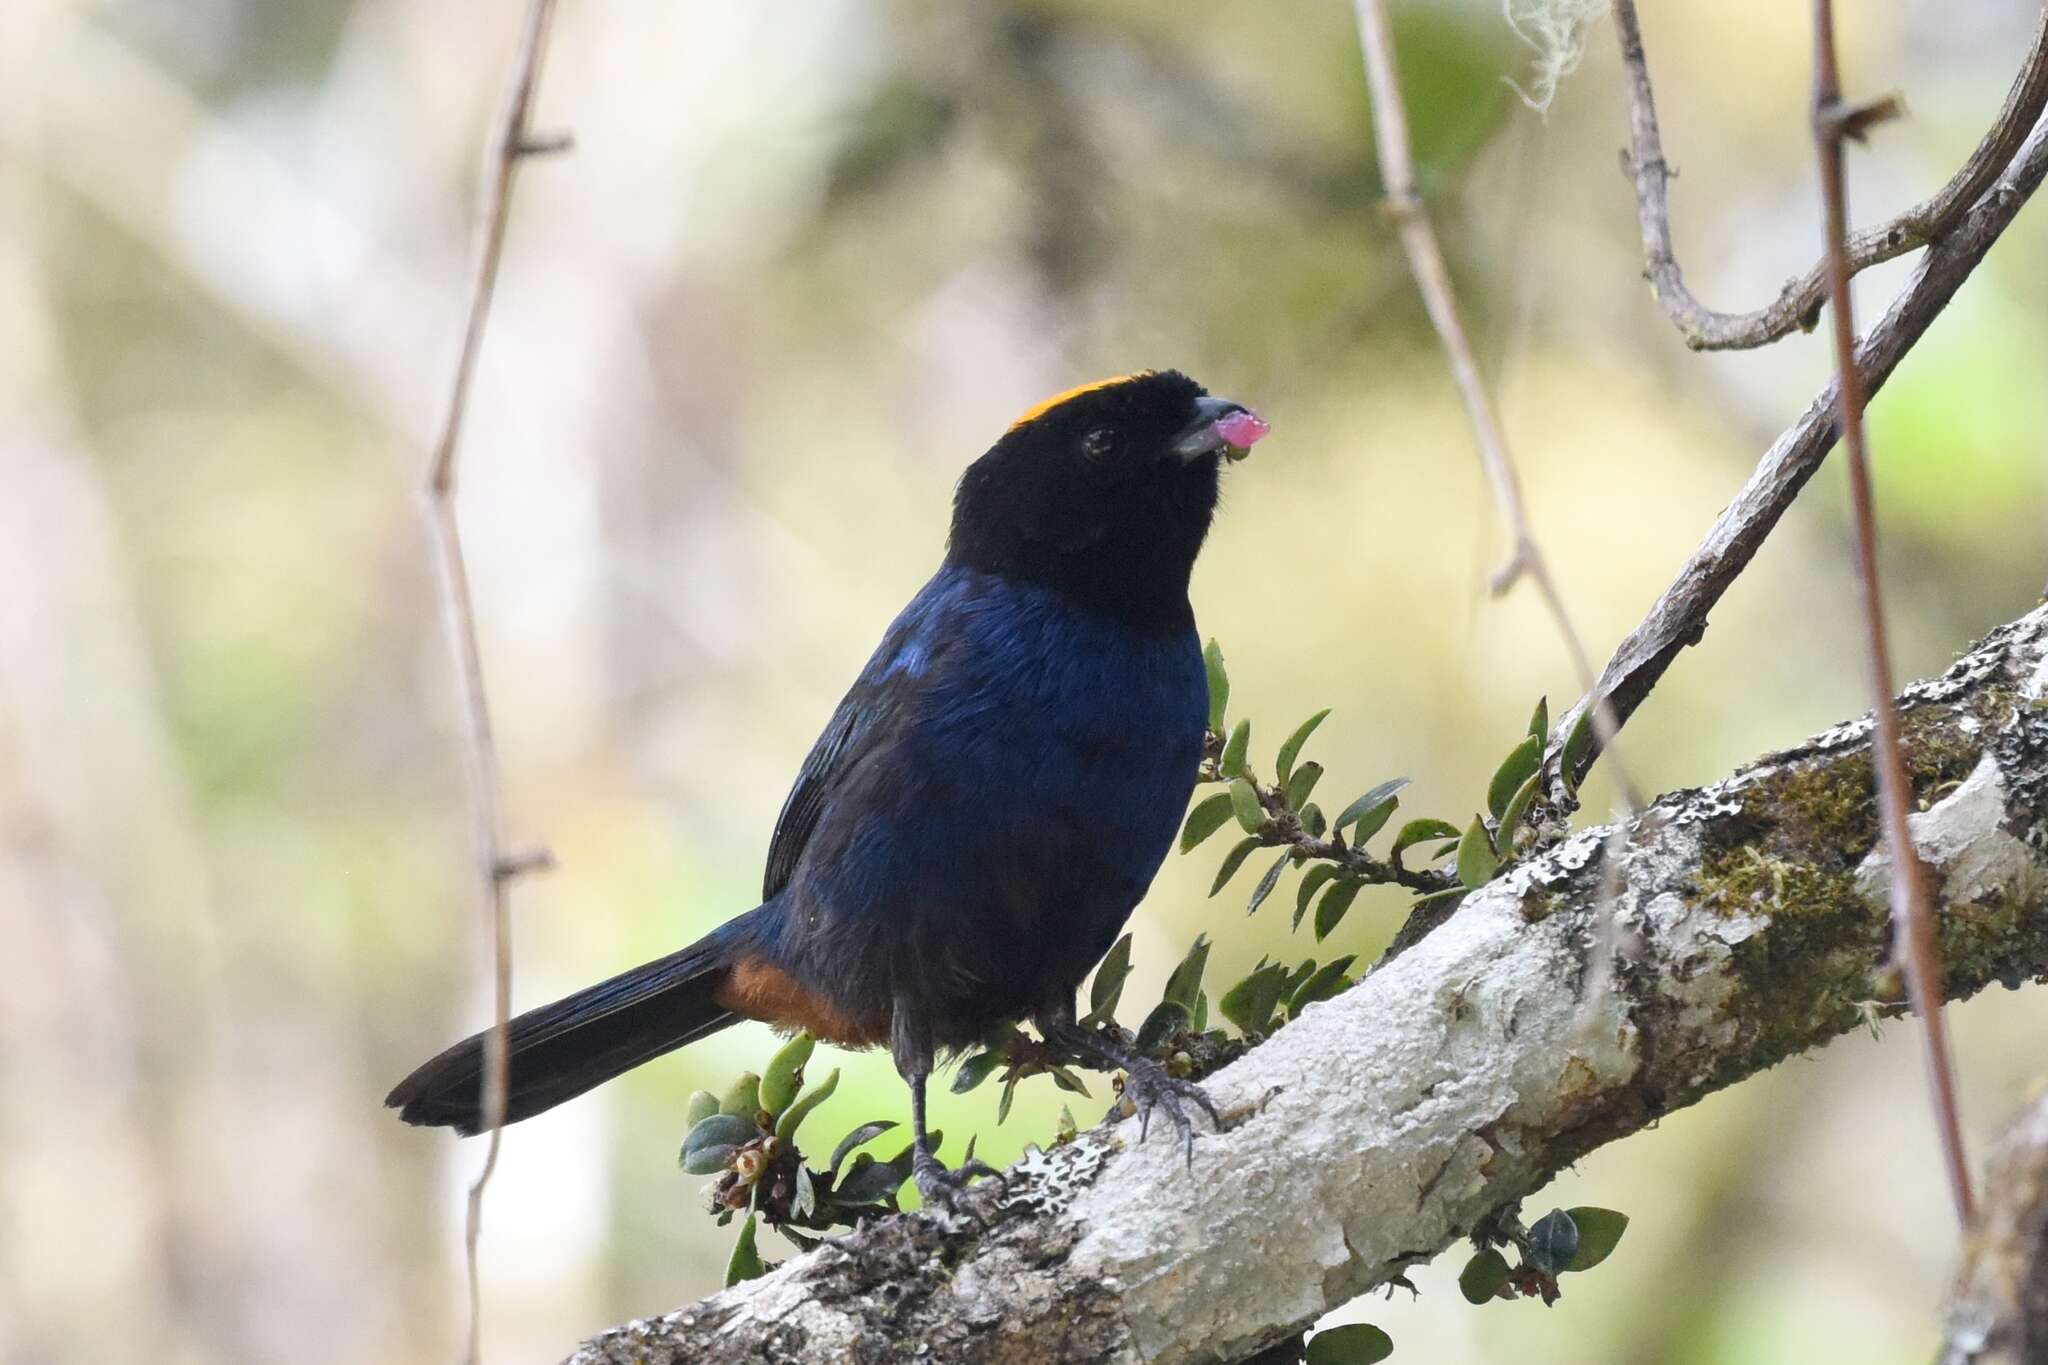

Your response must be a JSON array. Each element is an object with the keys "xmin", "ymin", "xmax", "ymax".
[{"xmin": 4, "ymin": 0, "xmax": 2044, "ymax": 1363}]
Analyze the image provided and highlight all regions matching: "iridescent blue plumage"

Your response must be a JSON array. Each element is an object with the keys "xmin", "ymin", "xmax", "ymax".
[
  {"xmin": 387, "ymin": 371, "xmax": 1261, "ymax": 1191},
  {"xmin": 750, "ymin": 562, "xmax": 1208, "ymax": 1045}
]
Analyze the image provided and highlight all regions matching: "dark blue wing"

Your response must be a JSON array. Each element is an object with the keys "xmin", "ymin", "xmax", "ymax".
[{"xmin": 761, "ymin": 576, "xmax": 952, "ymax": 900}]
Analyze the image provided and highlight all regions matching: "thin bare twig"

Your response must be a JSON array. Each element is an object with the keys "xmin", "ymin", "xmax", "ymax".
[
  {"xmin": 1349, "ymin": 0, "xmax": 1644, "ymax": 814},
  {"xmin": 1613, "ymin": 0, "xmax": 2048, "ymax": 352},
  {"xmin": 1549, "ymin": 108, "xmax": 2048, "ymax": 797},
  {"xmin": 1809, "ymin": 0, "xmax": 1974, "ymax": 1229},
  {"xmin": 418, "ymin": 2, "xmax": 562, "ymax": 1362}
]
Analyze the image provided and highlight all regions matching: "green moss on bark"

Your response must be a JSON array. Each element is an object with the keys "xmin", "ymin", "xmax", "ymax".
[{"xmin": 1678, "ymin": 692, "xmax": 2018, "ymax": 1088}]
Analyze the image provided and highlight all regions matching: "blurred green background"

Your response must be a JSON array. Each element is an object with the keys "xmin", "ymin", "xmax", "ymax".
[{"xmin": 1, "ymin": 0, "xmax": 2043, "ymax": 1361}]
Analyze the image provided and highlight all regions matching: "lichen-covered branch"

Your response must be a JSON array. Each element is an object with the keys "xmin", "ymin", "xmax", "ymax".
[
  {"xmin": 567, "ymin": 604, "xmax": 2048, "ymax": 1365},
  {"xmin": 1941, "ymin": 1093, "xmax": 2048, "ymax": 1364}
]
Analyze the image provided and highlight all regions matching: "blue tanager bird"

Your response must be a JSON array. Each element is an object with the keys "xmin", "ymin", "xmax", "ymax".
[{"xmin": 387, "ymin": 370, "xmax": 1271, "ymax": 1207}]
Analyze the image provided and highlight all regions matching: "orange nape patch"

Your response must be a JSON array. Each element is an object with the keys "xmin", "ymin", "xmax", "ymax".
[
  {"xmin": 1006, "ymin": 373, "xmax": 1149, "ymax": 431},
  {"xmin": 715, "ymin": 957, "xmax": 887, "ymax": 1048}
]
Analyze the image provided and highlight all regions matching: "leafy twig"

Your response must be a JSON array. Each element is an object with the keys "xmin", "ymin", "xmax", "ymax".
[
  {"xmin": 1808, "ymin": 0, "xmax": 1974, "ymax": 1229},
  {"xmin": 418, "ymin": 2, "xmax": 564, "ymax": 1361}
]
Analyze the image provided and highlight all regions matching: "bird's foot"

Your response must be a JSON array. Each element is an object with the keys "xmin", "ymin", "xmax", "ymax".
[
  {"xmin": 911, "ymin": 1149, "xmax": 1001, "ymax": 1228},
  {"xmin": 1116, "ymin": 1058, "xmax": 1220, "ymax": 1168}
]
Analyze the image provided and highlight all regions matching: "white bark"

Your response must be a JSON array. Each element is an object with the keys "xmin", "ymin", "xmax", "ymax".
[{"xmin": 570, "ymin": 604, "xmax": 2048, "ymax": 1365}]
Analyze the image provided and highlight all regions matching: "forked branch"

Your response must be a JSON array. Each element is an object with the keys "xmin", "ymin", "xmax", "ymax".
[{"xmin": 1613, "ymin": 0, "xmax": 2048, "ymax": 351}]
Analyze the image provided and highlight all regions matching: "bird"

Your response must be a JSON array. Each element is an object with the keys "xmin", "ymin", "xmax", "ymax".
[{"xmin": 386, "ymin": 369, "xmax": 1270, "ymax": 1208}]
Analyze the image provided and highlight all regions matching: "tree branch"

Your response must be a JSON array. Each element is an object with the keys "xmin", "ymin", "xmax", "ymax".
[
  {"xmin": 1548, "ymin": 105, "xmax": 2048, "ymax": 801},
  {"xmin": 567, "ymin": 603, "xmax": 2048, "ymax": 1365},
  {"xmin": 1613, "ymin": 0, "xmax": 2048, "ymax": 351},
  {"xmin": 1941, "ymin": 1093, "xmax": 2048, "ymax": 1364}
]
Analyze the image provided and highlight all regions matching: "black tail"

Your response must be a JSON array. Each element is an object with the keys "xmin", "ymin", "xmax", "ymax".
[{"xmin": 386, "ymin": 914, "xmax": 759, "ymax": 1134}]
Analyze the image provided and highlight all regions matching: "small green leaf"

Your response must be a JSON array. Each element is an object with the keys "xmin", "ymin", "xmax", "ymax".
[
  {"xmin": 1305, "ymin": 1322, "xmax": 1394, "ymax": 1365},
  {"xmin": 1191, "ymin": 989, "xmax": 1208, "ymax": 1034},
  {"xmin": 1181, "ymin": 791, "xmax": 1236, "ymax": 852},
  {"xmin": 1313, "ymin": 878, "xmax": 1364, "ymax": 941},
  {"xmin": 719, "ymin": 1072, "xmax": 762, "ymax": 1118},
  {"xmin": 1247, "ymin": 850, "xmax": 1291, "ymax": 915},
  {"xmin": 997, "ymin": 1073, "xmax": 1020, "ymax": 1124},
  {"xmin": 1391, "ymin": 817, "xmax": 1461, "ymax": 858},
  {"xmin": 834, "ymin": 1152, "xmax": 910, "ymax": 1206},
  {"xmin": 1497, "ymin": 771, "xmax": 1541, "ymax": 854},
  {"xmin": 1275, "ymin": 708, "xmax": 1332, "ymax": 787},
  {"xmin": 684, "ymin": 1112, "xmax": 756, "ymax": 1156},
  {"xmin": 1294, "ymin": 864, "xmax": 1340, "ymax": 930},
  {"xmin": 1456, "ymin": 816, "xmax": 1499, "ymax": 888},
  {"xmin": 1528, "ymin": 694, "xmax": 1549, "ymax": 742},
  {"xmin": 680, "ymin": 1143, "xmax": 737, "ymax": 1175},
  {"xmin": 684, "ymin": 1089, "xmax": 720, "ymax": 1129},
  {"xmin": 1282, "ymin": 956, "xmax": 1319, "ymax": 996},
  {"xmin": 1563, "ymin": 1206, "xmax": 1630, "ymax": 1271},
  {"xmin": 1135, "ymin": 999, "xmax": 1190, "ymax": 1051},
  {"xmin": 1335, "ymin": 777, "xmax": 1411, "ymax": 835},
  {"xmin": 1488, "ymin": 735, "xmax": 1543, "ymax": 819},
  {"xmin": 1459, "ymin": 1247, "xmax": 1511, "ymax": 1304},
  {"xmin": 1350, "ymin": 797, "xmax": 1400, "ymax": 849},
  {"xmin": 1049, "ymin": 1065, "xmax": 1091, "ymax": 1096},
  {"xmin": 759, "ymin": 1033, "xmax": 815, "ymax": 1117},
  {"xmin": 1055, "ymin": 1105, "xmax": 1078, "ymax": 1144},
  {"xmin": 1560, "ymin": 707, "xmax": 1595, "ymax": 796},
  {"xmin": 1219, "ymin": 961, "xmax": 1290, "ymax": 1035},
  {"xmin": 1162, "ymin": 935, "xmax": 1210, "ymax": 1012},
  {"xmin": 1288, "ymin": 955, "xmax": 1356, "ymax": 1014},
  {"xmin": 982, "ymin": 1019, "xmax": 1021, "ymax": 1050},
  {"xmin": 774, "ymin": 1066, "xmax": 841, "ymax": 1141},
  {"xmin": 725, "ymin": 1214, "xmax": 766, "ymax": 1287},
  {"xmin": 1086, "ymin": 932, "xmax": 1134, "ymax": 1024},
  {"xmin": 1203, "ymin": 639, "xmax": 1230, "ymax": 732},
  {"xmin": 1299, "ymin": 801, "xmax": 1327, "ymax": 837},
  {"xmin": 829, "ymin": 1120, "xmax": 897, "ymax": 1177},
  {"xmin": 950, "ymin": 1049, "xmax": 1005, "ymax": 1095},
  {"xmin": 1525, "ymin": 1208, "xmax": 1581, "ymax": 1275},
  {"xmin": 1404, "ymin": 884, "xmax": 1467, "ymax": 913},
  {"xmin": 680, "ymin": 1112, "xmax": 755, "ymax": 1173},
  {"xmin": 1220, "ymin": 719, "xmax": 1252, "ymax": 779},
  {"xmin": 1229, "ymin": 779, "xmax": 1266, "ymax": 833},
  {"xmin": 1284, "ymin": 761, "xmax": 1324, "ymax": 811},
  {"xmin": 1209, "ymin": 836, "xmax": 1261, "ymax": 896}
]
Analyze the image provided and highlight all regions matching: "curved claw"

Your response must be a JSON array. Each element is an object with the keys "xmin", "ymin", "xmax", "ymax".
[
  {"xmin": 912, "ymin": 1151, "xmax": 1001, "ymax": 1227},
  {"xmin": 1119, "ymin": 1061, "xmax": 1218, "ymax": 1170}
]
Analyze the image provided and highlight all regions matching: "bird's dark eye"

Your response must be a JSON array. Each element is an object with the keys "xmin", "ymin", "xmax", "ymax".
[{"xmin": 1082, "ymin": 427, "xmax": 1121, "ymax": 461}]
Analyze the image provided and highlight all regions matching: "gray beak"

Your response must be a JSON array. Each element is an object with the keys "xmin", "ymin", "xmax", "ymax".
[{"xmin": 1171, "ymin": 396, "xmax": 1251, "ymax": 461}]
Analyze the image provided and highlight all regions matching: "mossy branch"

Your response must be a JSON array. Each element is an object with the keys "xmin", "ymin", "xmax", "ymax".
[{"xmin": 566, "ymin": 603, "xmax": 2048, "ymax": 1365}]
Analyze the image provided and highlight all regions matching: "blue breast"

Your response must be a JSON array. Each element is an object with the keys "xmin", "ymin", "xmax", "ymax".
[{"xmin": 785, "ymin": 564, "xmax": 1207, "ymax": 1029}]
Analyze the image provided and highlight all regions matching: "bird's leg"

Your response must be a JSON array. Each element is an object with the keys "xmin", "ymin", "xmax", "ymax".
[
  {"xmin": 892, "ymin": 1002, "xmax": 997, "ymax": 1218},
  {"xmin": 1036, "ymin": 1004, "xmax": 1220, "ymax": 1168}
]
